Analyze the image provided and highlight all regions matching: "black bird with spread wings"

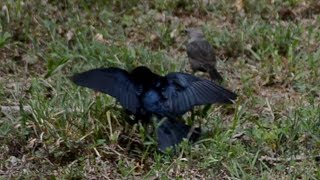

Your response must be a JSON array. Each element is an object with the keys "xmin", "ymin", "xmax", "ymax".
[{"xmin": 71, "ymin": 66, "xmax": 237, "ymax": 151}]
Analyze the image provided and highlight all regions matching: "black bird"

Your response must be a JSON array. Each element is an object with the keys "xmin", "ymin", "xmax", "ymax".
[
  {"xmin": 71, "ymin": 66, "xmax": 237, "ymax": 151},
  {"xmin": 186, "ymin": 28, "xmax": 223, "ymax": 82},
  {"xmin": 156, "ymin": 118, "xmax": 201, "ymax": 152}
]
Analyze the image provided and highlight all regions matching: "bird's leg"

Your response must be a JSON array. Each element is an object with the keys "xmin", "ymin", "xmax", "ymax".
[
  {"xmin": 188, "ymin": 65, "xmax": 196, "ymax": 124},
  {"xmin": 192, "ymin": 105, "xmax": 211, "ymax": 133},
  {"xmin": 123, "ymin": 110, "xmax": 139, "ymax": 125},
  {"xmin": 190, "ymin": 108, "xmax": 196, "ymax": 125},
  {"xmin": 201, "ymin": 104, "xmax": 212, "ymax": 118}
]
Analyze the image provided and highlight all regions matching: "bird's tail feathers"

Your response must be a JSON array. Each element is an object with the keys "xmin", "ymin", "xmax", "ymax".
[
  {"xmin": 156, "ymin": 118, "xmax": 200, "ymax": 152},
  {"xmin": 208, "ymin": 67, "xmax": 223, "ymax": 83}
]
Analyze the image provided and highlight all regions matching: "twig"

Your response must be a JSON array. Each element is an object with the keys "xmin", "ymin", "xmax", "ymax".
[
  {"xmin": 0, "ymin": 105, "xmax": 83, "ymax": 115},
  {"xmin": 259, "ymin": 155, "xmax": 320, "ymax": 163},
  {"xmin": 1, "ymin": 105, "xmax": 32, "ymax": 114}
]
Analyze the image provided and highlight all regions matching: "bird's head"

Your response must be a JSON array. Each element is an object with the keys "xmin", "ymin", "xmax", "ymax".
[
  {"xmin": 131, "ymin": 66, "xmax": 153, "ymax": 76},
  {"xmin": 185, "ymin": 28, "xmax": 205, "ymax": 42},
  {"xmin": 130, "ymin": 66, "xmax": 159, "ymax": 85}
]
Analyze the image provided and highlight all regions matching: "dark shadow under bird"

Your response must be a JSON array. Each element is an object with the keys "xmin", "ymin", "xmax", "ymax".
[
  {"xmin": 186, "ymin": 28, "xmax": 223, "ymax": 82},
  {"xmin": 71, "ymin": 66, "xmax": 237, "ymax": 152}
]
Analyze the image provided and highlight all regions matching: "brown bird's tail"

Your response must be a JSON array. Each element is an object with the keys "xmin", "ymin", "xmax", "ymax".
[{"xmin": 208, "ymin": 67, "xmax": 223, "ymax": 83}]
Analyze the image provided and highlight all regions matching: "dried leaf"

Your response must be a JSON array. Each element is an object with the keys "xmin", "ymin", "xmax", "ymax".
[
  {"xmin": 94, "ymin": 33, "xmax": 107, "ymax": 43},
  {"xmin": 235, "ymin": 0, "xmax": 244, "ymax": 12},
  {"xmin": 22, "ymin": 54, "xmax": 38, "ymax": 65},
  {"xmin": 170, "ymin": 28, "xmax": 178, "ymax": 38},
  {"xmin": 66, "ymin": 30, "xmax": 74, "ymax": 41}
]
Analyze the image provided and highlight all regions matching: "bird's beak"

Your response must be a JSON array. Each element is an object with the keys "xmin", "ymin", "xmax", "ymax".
[
  {"xmin": 182, "ymin": 29, "xmax": 189, "ymax": 35},
  {"xmin": 181, "ymin": 29, "xmax": 189, "ymax": 44}
]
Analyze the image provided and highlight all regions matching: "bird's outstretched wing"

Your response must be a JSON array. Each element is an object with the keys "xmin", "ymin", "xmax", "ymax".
[
  {"xmin": 71, "ymin": 68, "xmax": 140, "ymax": 113},
  {"xmin": 162, "ymin": 73, "xmax": 237, "ymax": 116},
  {"xmin": 186, "ymin": 40, "xmax": 215, "ymax": 63}
]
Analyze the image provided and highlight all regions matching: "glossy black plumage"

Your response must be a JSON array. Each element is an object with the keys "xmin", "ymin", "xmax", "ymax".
[
  {"xmin": 156, "ymin": 118, "xmax": 200, "ymax": 152},
  {"xmin": 71, "ymin": 66, "xmax": 237, "ymax": 151}
]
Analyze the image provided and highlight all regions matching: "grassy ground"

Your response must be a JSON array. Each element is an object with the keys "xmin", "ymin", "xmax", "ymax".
[{"xmin": 1, "ymin": 0, "xmax": 320, "ymax": 179}]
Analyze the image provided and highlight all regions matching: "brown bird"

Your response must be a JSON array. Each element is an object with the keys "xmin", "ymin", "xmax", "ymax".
[{"xmin": 186, "ymin": 28, "xmax": 223, "ymax": 82}]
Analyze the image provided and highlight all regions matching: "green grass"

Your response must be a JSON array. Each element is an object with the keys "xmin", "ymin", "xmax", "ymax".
[{"xmin": 1, "ymin": 0, "xmax": 320, "ymax": 178}]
